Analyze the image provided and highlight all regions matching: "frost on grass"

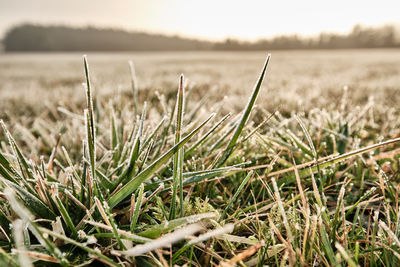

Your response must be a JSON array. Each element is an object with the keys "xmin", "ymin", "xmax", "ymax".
[{"xmin": 1, "ymin": 53, "xmax": 400, "ymax": 265}]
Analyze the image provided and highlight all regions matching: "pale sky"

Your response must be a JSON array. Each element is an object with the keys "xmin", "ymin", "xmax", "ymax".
[{"xmin": 1, "ymin": 0, "xmax": 399, "ymax": 40}]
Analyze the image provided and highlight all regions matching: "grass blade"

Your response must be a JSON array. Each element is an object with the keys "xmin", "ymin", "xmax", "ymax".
[
  {"xmin": 275, "ymin": 136, "xmax": 400, "ymax": 186},
  {"xmin": 138, "ymin": 212, "xmax": 217, "ymax": 238},
  {"xmin": 83, "ymin": 56, "xmax": 100, "ymax": 201},
  {"xmin": 130, "ymin": 184, "xmax": 144, "ymax": 232},
  {"xmin": 170, "ymin": 74, "xmax": 185, "ymax": 220},
  {"xmin": 221, "ymin": 171, "xmax": 253, "ymax": 220},
  {"xmin": 3, "ymin": 179, "xmax": 56, "ymax": 220},
  {"xmin": 55, "ymin": 195, "xmax": 78, "ymax": 239},
  {"xmin": 216, "ymin": 54, "xmax": 271, "ymax": 167},
  {"xmin": 94, "ymin": 197, "xmax": 126, "ymax": 250}
]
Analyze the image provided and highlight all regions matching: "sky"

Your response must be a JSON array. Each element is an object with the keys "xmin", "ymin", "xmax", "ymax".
[{"xmin": 1, "ymin": 0, "xmax": 399, "ymax": 41}]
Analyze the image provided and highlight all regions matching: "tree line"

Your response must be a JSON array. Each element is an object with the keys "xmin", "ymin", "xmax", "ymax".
[
  {"xmin": 215, "ymin": 24, "xmax": 399, "ymax": 50},
  {"xmin": 3, "ymin": 23, "xmax": 400, "ymax": 52},
  {"xmin": 3, "ymin": 24, "xmax": 213, "ymax": 51}
]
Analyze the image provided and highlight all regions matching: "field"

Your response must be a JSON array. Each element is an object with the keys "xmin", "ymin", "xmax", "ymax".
[
  {"xmin": 1, "ymin": 50, "xmax": 400, "ymax": 266},
  {"xmin": 2, "ymin": 50, "xmax": 400, "ymax": 115}
]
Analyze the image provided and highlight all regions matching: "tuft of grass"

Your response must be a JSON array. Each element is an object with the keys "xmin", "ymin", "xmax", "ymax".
[{"xmin": 0, "ymin": 53, "xmax": 400, "ymax": 266}]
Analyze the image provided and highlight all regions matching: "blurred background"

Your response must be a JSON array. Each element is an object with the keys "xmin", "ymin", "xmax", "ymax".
[{"xmin": 1, "ymin": 0, "xmax": 400, "ymax": 115}]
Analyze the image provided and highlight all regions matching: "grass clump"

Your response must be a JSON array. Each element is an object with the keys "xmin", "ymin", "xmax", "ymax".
[{"xmin": 0, "ymin": 53, "xmax": 400, "ymax": 266}]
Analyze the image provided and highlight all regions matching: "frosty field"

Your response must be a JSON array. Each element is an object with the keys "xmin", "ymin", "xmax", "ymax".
[
  {"xmin": 1, "ymin": 49, "xmax": 400, "ymax": 266},
  {"xmin": 1, "ymin": 50, "xmax": 400, "ymax": 116}
]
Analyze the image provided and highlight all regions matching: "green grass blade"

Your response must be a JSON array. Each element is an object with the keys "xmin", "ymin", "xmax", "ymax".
[
  {"xmin": 95, "ymin": 169, "xmax": 114, "ymax": 189},
  {"xmin": 0, "ymin": 150, "xmax": 18, "ymax": 177},
  {"xmin": 55, "ymin": 195, "xmax": 78, "ymax": 239},
  {"xmin": 83, "ymin": 56, "xmax": 100, "ymax": 201},
  {"xmin": 130, "ymin": 184, "xmax": 144, "ymax": 232},
  {"xmin": 170, "ymin": 74, "xmax": 185, "ymax": 220},
  {"xmin": 94, "ymin": 197, "xmax": 126, "ymax": 250},
  {"xmin": 1, "ymin": 121, "xmax": 35, "ymax": 187},
  {"xmin": 137, "ymin": 139, "xmax": 154, "ymax": 173},
  {"xmin": 216, "ymin": 54, "xmax": 271, "ymax": 167},
  {"xmin": 3, "ymin": 179, "xmax": 56, "ymax": 220},
  {"xmin": 320, "ymin": 225, "xmax": 336, "ymax": 264},
  {"xmin": 83, "ymin": 55, "xmax": 95, "ymax": 139},
  {"xmin": 220, "ymin": 171, "xmax": 253, "ymax": 220},
  {"xmin": 209, "ymin": 120, "xmax": 238, "ymax": 152},
  {"xmin": 0, "ymin": 160, "xmax": 18, "ymax": 184},
  {"xmin": 138, "ymin": 213, "xmax": 217, "ymax": 238},
  {"xmin": 110, "ymin": 107, "xmax": 120, "ymax": 166},
  {"xmin": 85, "ymin": 109, "xmax": 99, "ymax": 198}
]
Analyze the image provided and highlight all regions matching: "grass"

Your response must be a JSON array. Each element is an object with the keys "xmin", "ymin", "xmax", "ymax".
[{"xmin": 0, "ymin": 52, "xmax": 400, "ymax": 266}]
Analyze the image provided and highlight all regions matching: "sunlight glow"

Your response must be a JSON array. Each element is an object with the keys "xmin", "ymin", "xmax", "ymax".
[{"xmin": 1, "ymin": 0, "xmax": 399, "ymax": 40}]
